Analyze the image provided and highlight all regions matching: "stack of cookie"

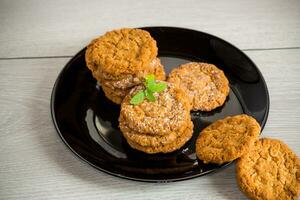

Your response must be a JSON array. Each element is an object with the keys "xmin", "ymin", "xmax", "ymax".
[
  {"xmin": 119, "ymin": 82, "xmax": 193, "ymax": 154},
  {"xmin": 85, "ymin": 28, "xmax": 165, "ymax": 104}
]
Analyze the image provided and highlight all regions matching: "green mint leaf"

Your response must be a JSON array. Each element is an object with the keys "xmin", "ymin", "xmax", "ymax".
[
  {"xmin": 147, "ymin": 82, "xmax": 157, "ymax": 92},
  {"xmin": 145, "ymin": 89, "xmax": 156, "ymax": 102},
  {"xmin": 145, "ymin": 74, "xmax": 155, "ymax": 86},
  {"xmin": 148, "ymin": 82, "xmax": 167, "ymax": 93},
  {"xmin": 130, "ymin": 91, "xmax": 145, "ymax": 105}
]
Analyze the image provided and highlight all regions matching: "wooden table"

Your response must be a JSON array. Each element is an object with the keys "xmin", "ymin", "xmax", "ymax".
[{"xmin": 0, "ymin": 0, "xmax": 299, "ymax": 199}]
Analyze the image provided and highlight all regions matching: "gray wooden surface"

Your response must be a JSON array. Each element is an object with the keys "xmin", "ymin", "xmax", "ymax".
[{"xmin": 0, "ymin": 0, "xmax": 299, "ymax": 199}]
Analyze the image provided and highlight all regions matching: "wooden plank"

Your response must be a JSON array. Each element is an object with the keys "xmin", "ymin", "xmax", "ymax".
[
  {"xmin": 0, "ymin": 49, "xmax": 299, "ymax": 199},
  {"xmin": 246, "ymin": 49, "xmax": 300, "ymax": 147},
  {"xmin": 0, "ymin": 0, "xmax": 299, "ymax": 58}
]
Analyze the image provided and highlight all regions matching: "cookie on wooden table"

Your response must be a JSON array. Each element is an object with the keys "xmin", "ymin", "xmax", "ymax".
[
  {"xmin": 195, "ymin": 114, "xmax": 261, "ymax": 164},
  {"xmin": 236, "ymin": 138, "xmax": 300, "ymax": 200}
]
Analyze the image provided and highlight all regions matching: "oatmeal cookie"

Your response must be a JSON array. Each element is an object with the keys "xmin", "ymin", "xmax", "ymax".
[
  {"xmin": 85, "ymin": 29, "xmax": 166, "ymax": 104},
  {"xmin": 167, "ymin": 62, "xmax": 229, "ymax": 111},
  {"xmin": 119, "ymin": 115, "xmax": 190, "ymax": 147},
  {"xmin": 98, "ymin": 73, "xmax": 141, "ymax": 90},
  {"xmin": 99, "ymin": 58, "xmax": 166, "ymax": 90},
  {"xmin": 120, "ymin": 82, "xmax": 191, "ymax": 136},
  {"xmin": 85, "ymin": 28, "xmax": 158, "ymax": 76},
  {"xmin": 237, "ymin": 138, "xmax": 300, "ymax": 200},
  {"xmin": 101, "ymin": 86, "xmax": 124, "ymax": 104},
  {"xmin": 195, "ymin": 114, "xmax": 261, "ymax": 164},
  {"xmin": 149, "ymin": 58, "xmax": 166, "ymax": 81},
  {"xmin": 101, "ymin": 84, "xmax": 129, "ymax": 97},
  {"xmin": 125, "ymin": 120, "xmax": 193, "ymax": 154}
]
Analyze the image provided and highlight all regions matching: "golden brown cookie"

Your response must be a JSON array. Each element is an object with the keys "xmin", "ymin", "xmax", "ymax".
[
  {"xmin": 119, "ymin": 81, "xmax": 193, "ymax": 154},
  {"xmin": 148, "ymin": 58, "xmax": 166, "ymax": 81},
  {"xmin": 237, "ymin": 138, "xmax": 300, "ymax": 200},
  {"xmin": 101, "ymin": 84, "xmax": 129, "ymax": 97},
  {"xmin": 125, "ymin": 120, "xmax": 193, "ymax": 154},
  {"xmin": 99, "ymin": 60, "xmax": 166, "ymax": 104},
  {"xmin": 98, "ymin": 73, "xmax": 141, "ymax": 90},
  {"xmin": 85, "ymin": 28, "xmax": 157, "ymax": 76},
  {"xmin": 119, "ymin": 115, "xmax": 190, "ymax": 147},
  {"xmin": 85, "ymin": 28, "xmax": 166, "ymax": 105},
  {"xmin": 167, "ymin": 62, "xmax": 229, "ymax": 111},
  {"xmin": 101, "ymin": 86, "xmax": 124, "ymax": 104},
  {"xmin": 99, "ymin": 58, "xmax": 166, "ymax": 90},
  {"xmin": 195, "ymin": 114, "xmax": 261, "ymax": 164},
  {"xmin": 120, "ymin": 82, "xmax": 191, "ymax": 136}
]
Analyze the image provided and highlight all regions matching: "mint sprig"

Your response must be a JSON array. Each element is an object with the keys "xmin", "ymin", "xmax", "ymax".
[
  {"xmin": 145, "ymin": 89, "xmax": 156, "ymax": 102},
  {"xmin": 130, "ymin": 74, "xmax": 167, "ymax": 105},
  {"xmin": 130, "ymin": 90, "xmax": 145, "ymax": 105}
]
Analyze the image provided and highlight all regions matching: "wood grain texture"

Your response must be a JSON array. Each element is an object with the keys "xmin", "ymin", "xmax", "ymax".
[
  {"xmin": 0, "ymin": 49, "xmax": 299, "ymax": 200},
  {"xmin": 0, "ymin": 0, "xmax": 300, "ymax": 58},
  {"xmin": 0, "ymin": 0, "xmax": 299, "ymax": 199}
]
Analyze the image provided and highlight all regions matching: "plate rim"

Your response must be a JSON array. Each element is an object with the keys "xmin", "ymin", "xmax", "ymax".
[{"xmin": 50, "ymin": 26, "xmax": 270, "ymax": 182}]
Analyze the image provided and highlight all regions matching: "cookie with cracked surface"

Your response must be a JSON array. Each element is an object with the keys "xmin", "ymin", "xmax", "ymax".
[
  {"xmin": 236, "ymin": 138, "xmax": 300, "ymax": 200},
  {"xmin": 98, "ymin": 73, "xmax": 141, "ymax": 90},
  {"xmin": 125, "ymin": 120, "xmax": 193, "ymax": 154},
  {"xmin": 195, "ymin": 114, "xmax": 261, "ymax": 164},
  {"xmin": 119, "ymin": 115, "xmax": 191, "ymax": 147},
  {"xmin": 101, "ymin": 86, "xmax": 124, "ymax": 104},
  {"xmin": 167, "ymin": 62, "xmax": 229, "ymax": 111},
  {"xmin": 120, "ymin": 82, "xmax": 191, "ymax": 136},
  {"xmin": 101, "ymin": 84, "xmax": 129, "ymax": 97},
  {"xmin": 99, "ymin": 58, "xmax": 166, "ymax": 90},
  {"xmin": 85, "ymin": 28, "xmax": 157, "ymax": 76}
]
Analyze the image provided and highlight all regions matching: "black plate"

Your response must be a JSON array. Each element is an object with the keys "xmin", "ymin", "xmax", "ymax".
[{"xmin": 51, "ymin": 27, "xmax": 269, "ymax": 182}]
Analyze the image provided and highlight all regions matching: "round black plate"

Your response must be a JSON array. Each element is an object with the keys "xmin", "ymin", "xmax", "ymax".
[{"xmin": 51, "ymin": 27, "xmax": 269, "ymax": 182}]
